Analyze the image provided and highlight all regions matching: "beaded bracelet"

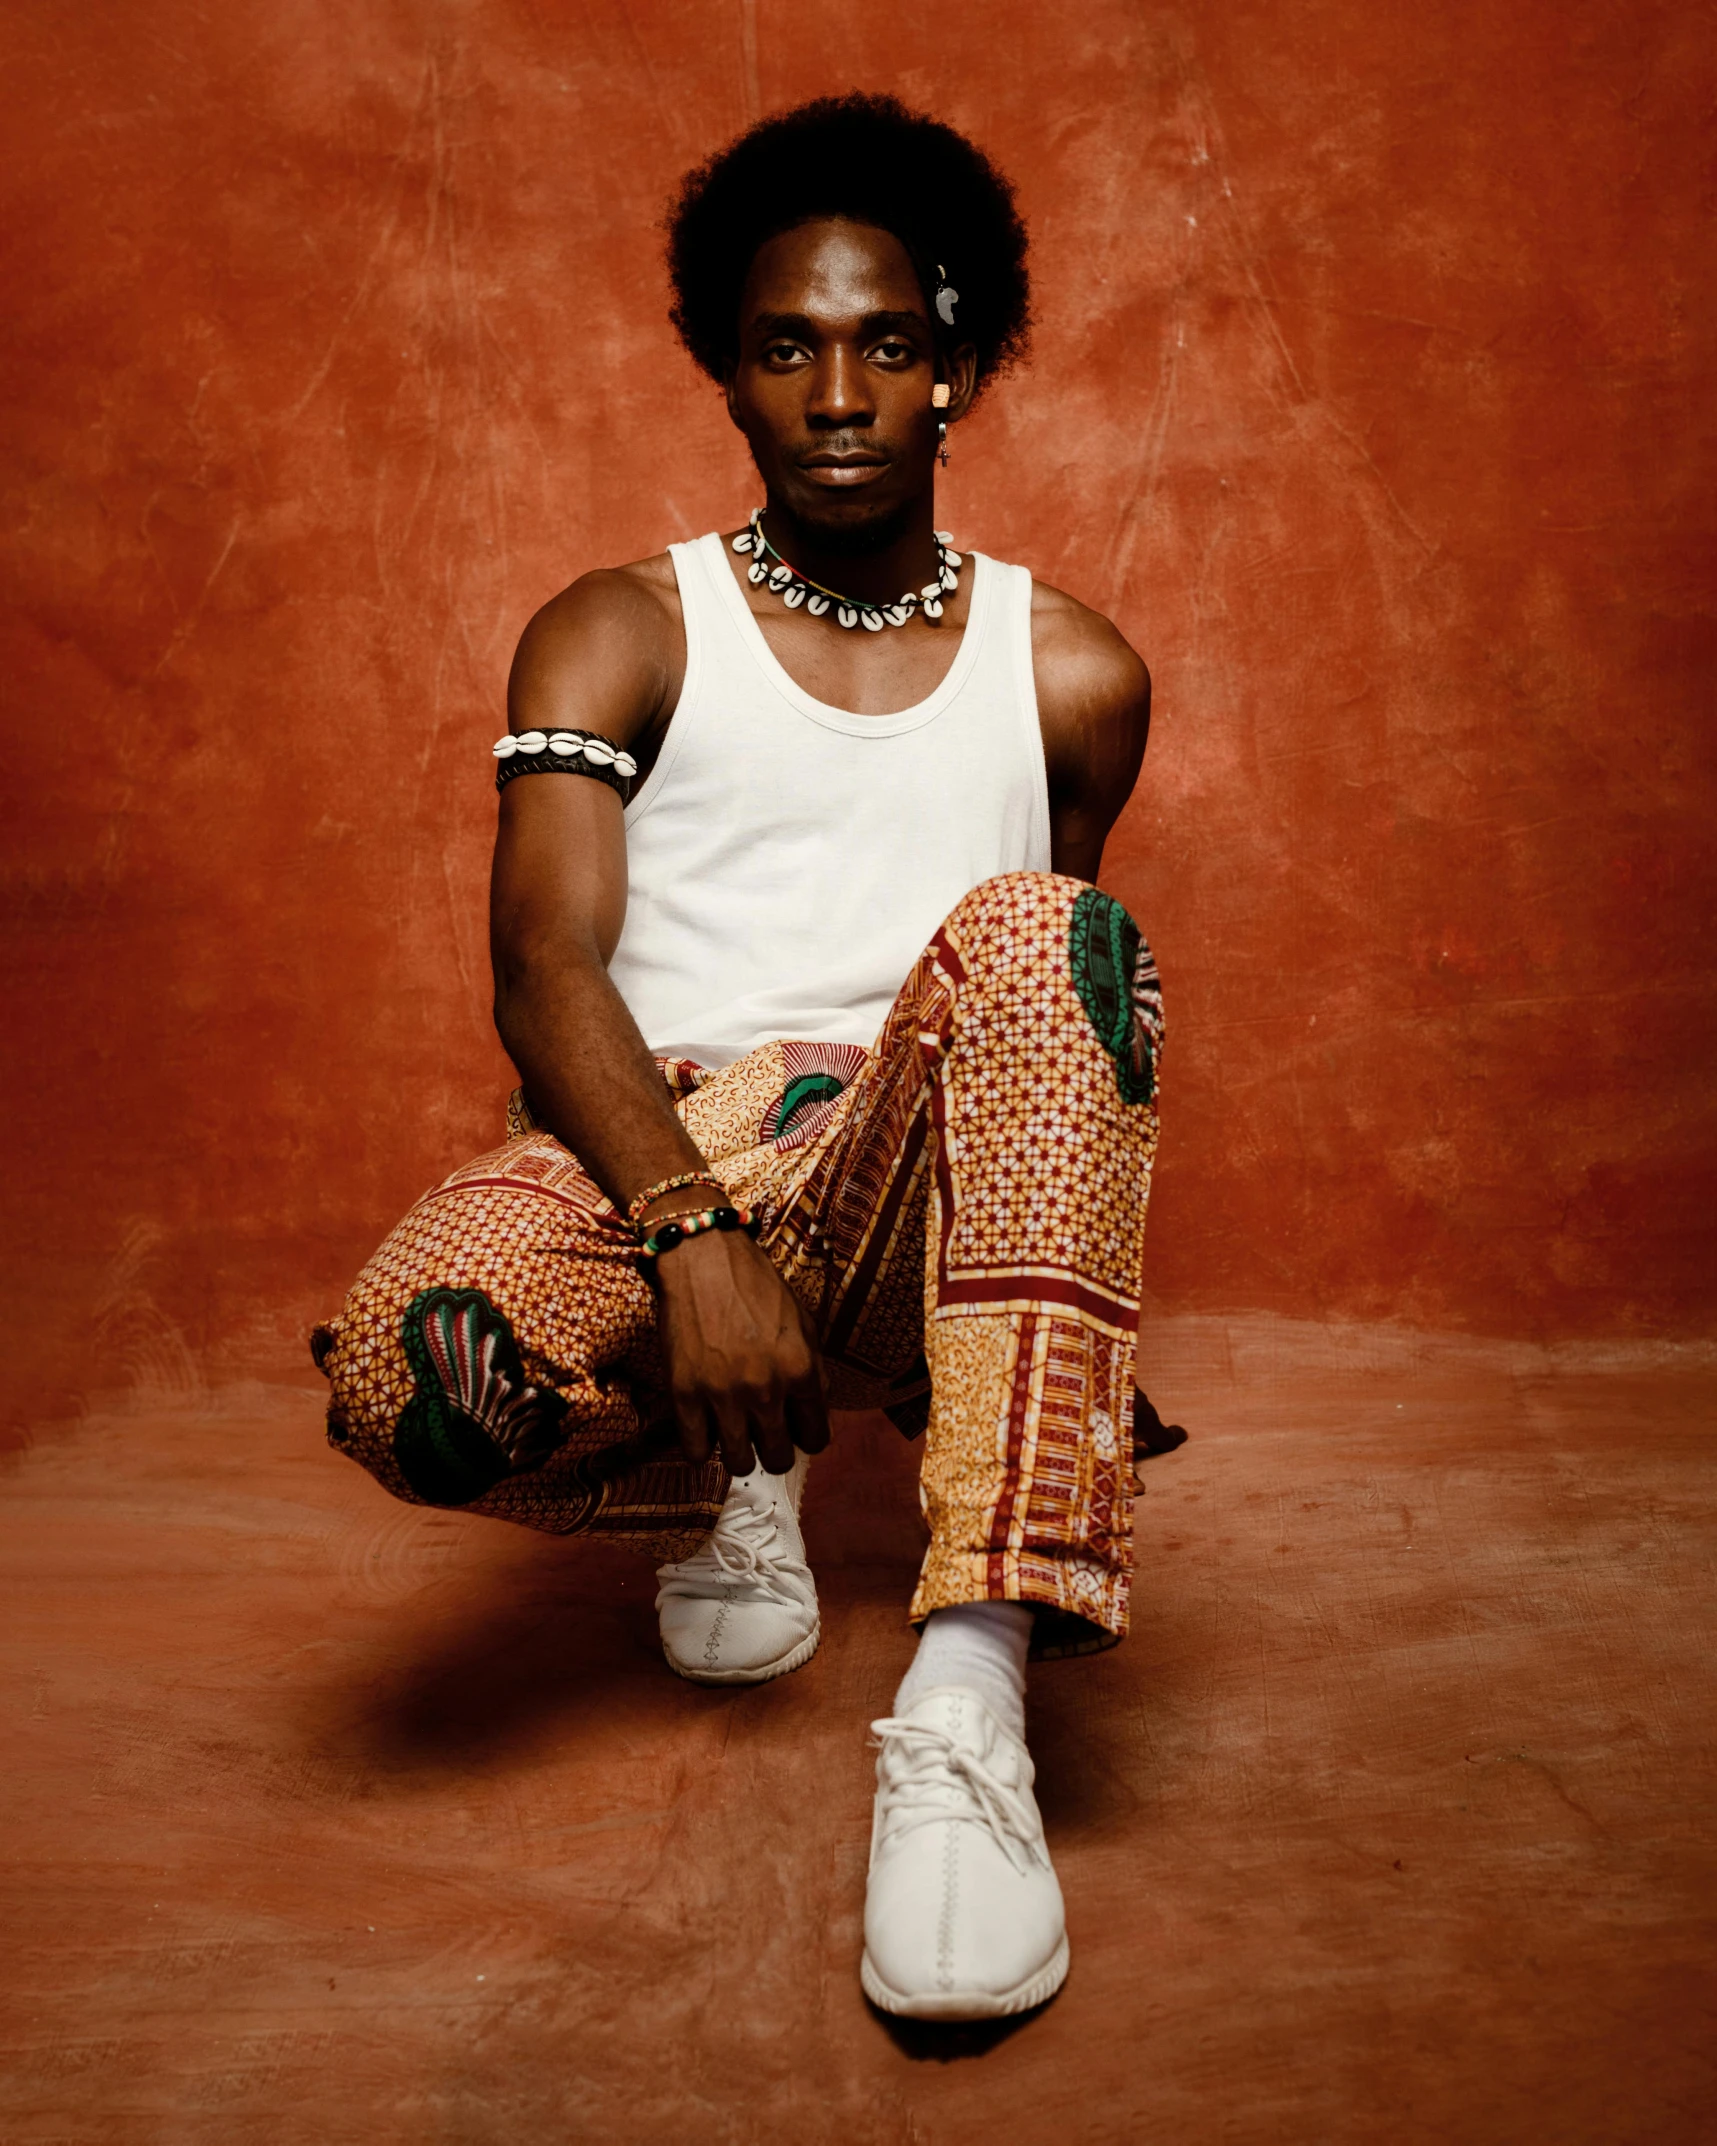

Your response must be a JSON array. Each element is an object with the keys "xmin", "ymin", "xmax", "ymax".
[
  {"xmin": 636, "ymin": 1205, "xmax": 758, "ymax": 1261},
  {"xmin": 626, "ymin": 1171, "xmax": 728, "ymax": 1228},
  {"xmin": 493, "ymin": 727, "xmax": 640, "ymax": 804}
]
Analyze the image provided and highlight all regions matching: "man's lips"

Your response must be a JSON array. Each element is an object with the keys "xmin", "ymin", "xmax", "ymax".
[{"xmin": 798, "ymin": 453, "xmax": 889, "ymax": 486}]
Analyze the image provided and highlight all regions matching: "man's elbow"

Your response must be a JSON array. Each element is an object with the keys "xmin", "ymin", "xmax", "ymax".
[{"xmin": 490, "ymin": 921, "xmax": 605, "ymax": 1039}]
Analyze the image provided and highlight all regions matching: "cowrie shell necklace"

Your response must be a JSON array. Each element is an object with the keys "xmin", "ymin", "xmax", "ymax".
[{"xmin": 731, "ymin": 508, "xmax": 961, "ymax": 631}]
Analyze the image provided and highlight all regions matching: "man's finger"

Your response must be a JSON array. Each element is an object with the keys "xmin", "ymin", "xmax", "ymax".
[
  {"xmin": 709, "ymin": 1393, "xmax": 757, "ymax": 1479},
  {"xmin": 748, "ymin": 1383, "xmax": 796, "ymax": 1476},
  {"xmin": 672, "ymin": 1387, "xmax": 712, "ymax": 1466},
  {"xmin": 785, "ymin": 1355, "xmax": 831, "ymax": 1455}
]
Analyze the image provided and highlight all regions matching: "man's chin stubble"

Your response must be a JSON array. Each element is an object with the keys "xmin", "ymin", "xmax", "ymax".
[{"xmin": 789, "ymin": 494, "xmax": 917, "ymax": 558}]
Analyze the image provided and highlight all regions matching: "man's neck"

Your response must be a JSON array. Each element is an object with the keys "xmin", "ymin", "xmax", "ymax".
[{"xmin": 758, "ymin": 491, "xmax": 945, "ymax": 610}]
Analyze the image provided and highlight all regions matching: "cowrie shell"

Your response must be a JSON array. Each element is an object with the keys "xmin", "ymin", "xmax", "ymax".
[
  {"xmin": 837, "ymin": 604, "xmax": 858, "ymax": 628},
  {"xmin": 940, "ymin": 567, "xmax": 958, "ymax": 592},
  {"xmin": 731, "ymin": 531, "xmax": 754, "ymax": 553},
  {"xmin": 934, "ymin": 529, "xmax": 953, "ymax": 543},
  {"xmin": 747, "ymin": 560, "xmax": 767, "ymax": 585},
  {"xmin": 492, "ymin": 736, "xmax": 518, "ymax": 758},
  {"xmin": 921, "ymin": 582, "xmax": 943, "ymax": 601},
  {"xmin": 860, "ymin": 609, "xmax": 884, "ymax": 631},
  {"xmin": 767, "ymin": 564, "xmax": 792, "ymax": 591},
  {"xmin": 783, "ymin": 584, "xmax": 806, "ymax": 608},
  {"xmin": 515, "ymin": 730, "xmax": 548, "ymax": 754},
  {"xmin": 940, "ymin": 550, "xmax": 962, "ymax": 569},
  {"xmin": 923, "ymin": 597, "xmax": 944, "ymax": 619},
  {"xmin": 884, "ymin": 605, "xmax": 910, "ymax": 626},
  {"xmin": 548, "ymin": 732, "xmax": 579, "ymax": 755},
  {"xmin": 613, "ymin": 752, "xmax": 638, "ymax": 779},
  {"xmin": 807, "ymin": 594, "xmax": 830, "ymax": 615},
  {"xmin": 580, "ymin": 739, "xmax": 617, "ymax": 765}
]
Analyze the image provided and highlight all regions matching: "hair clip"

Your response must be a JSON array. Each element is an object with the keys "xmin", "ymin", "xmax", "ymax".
[{"xmin": 935, "ymin": 262, "xmax": 959, "ymax": 327}]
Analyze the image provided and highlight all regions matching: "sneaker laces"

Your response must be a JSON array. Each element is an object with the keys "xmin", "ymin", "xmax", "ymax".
[
  {"xmin": 655, "ymin": 1491, "xmax": 813, "ymax": 1611},
  {"xmin": 867, "ymin": 1715, "xmax": 1047, "ymax": 1876}
]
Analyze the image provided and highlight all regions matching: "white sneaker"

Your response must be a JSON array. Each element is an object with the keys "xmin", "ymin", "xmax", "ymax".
[
  {"xmin": 861, "ymin": 1686, "xmax": 1069, "ymax": 2019},
  {"xmin": 654, "ymin": 1455, "xmax": 819, "ymax": 1686}
]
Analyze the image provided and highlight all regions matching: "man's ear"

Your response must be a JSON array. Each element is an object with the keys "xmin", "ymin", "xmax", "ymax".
[
  {"xmin": 946, "ymin": 343, "xmax": 979, "ymax": 422},
  {"xmin": 723, "ymin": 369, "xmax": 742, "ymax": 428}
]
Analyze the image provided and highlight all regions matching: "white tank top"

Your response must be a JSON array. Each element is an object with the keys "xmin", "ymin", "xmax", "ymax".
[{"xmin": 607, "ymin": 530, "xmax": 1051, "ymax": 1066}]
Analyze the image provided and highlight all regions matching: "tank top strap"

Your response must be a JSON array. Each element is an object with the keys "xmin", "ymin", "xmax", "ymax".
[
  {"xmin": 672, "ymin": 528, "xmax": 751, "ymax": 671},
  {"xmin": 968, "ymin": 552, "xmax": 1038, "ymax": 724}
]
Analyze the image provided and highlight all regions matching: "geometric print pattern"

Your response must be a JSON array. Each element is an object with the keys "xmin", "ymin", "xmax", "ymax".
[{"xmin": 313, "ymin": 870, "xmax": 1162, "ymax": 1657}]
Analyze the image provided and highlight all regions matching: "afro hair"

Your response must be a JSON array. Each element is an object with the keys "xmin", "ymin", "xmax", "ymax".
[{"xmin": 665, "ymin": 93, "xmax": 1031, "ymax": 397}]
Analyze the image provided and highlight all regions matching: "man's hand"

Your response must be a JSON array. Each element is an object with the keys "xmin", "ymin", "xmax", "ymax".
[{"xmin": 652, "ymin": 1228, "xmax": 830, "ymax": 1476}]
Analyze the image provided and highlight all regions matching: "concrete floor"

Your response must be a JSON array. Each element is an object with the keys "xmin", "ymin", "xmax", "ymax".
[{"xmin": 3, "ymin": 1316, "xmax": 1713, "ymax": 2144}]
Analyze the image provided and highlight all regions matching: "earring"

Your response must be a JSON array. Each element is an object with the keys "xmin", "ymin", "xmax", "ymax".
[{"xmin": 931, "ymin": 382, "xmax": 951, "ymax": 466}]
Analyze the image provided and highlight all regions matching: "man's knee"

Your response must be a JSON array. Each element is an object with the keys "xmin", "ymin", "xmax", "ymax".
[
  {"xmin": 939, "ymin": 872, "xmax": 1156, "ymax": 986},
  {"xmin": 939, "ymin": 869, "xmax": 1082, "ymax": 942},
  {"xmin": 938, "ymin": 872, "xmax": 1163, "ymax": 1105},
  {"xmin": 307, "ymin": 1135, "xmax": 640, "ymax": 1511},
  {"xmin": 321, "ymin": 1279, "xmax": 576, "ymax": 1509}
]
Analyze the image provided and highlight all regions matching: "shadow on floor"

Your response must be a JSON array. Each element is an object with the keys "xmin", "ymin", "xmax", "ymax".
[
  {"xmin": 308, "ymin": 1529, "xmax": 934, "ymax": 1781},
  {"xmin": 870, "ymin": 2001, "xmax": 1051, "ymax": 2060},
  {"xmin": 307, "ymin": 1532, "xmax": 664, "ymax": 1774}
]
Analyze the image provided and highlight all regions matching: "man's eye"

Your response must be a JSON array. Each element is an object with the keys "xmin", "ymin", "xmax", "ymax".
[
  {"xmin": 874, "ymin": 340, "xmax": 911, "ymax": 362},
  {"xmin": 765, "ymin": 343, "xmax": 805, "ymax": 365}
]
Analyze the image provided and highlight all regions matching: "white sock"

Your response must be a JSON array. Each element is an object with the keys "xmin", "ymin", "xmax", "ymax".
[{"xmin": 892, "ymin": 1601, "xmax": 1032, "ymax": 1743}]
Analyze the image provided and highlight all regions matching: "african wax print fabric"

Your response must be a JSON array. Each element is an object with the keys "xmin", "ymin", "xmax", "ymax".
[{"xmin": 313, "ymin": 872, "xmax": 1162, "ymax": 1656}]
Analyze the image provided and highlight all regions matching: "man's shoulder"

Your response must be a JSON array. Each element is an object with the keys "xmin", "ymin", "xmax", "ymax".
[
  {"xmin": 508, "ymin": 547, "xmax": 691, "ymax": 741},
  {"xmin": 523, "ymin": 548, "xmax": 683, "ymax": 644},
  {"xmin": 513, "ymin": 548, "xmax": 685, "ymax": 676},
  {"xmin": 1017, "ymin": 574, "xmax": 1152, "ymax": 834},
  {"xmin": 1025, "ymin": 574, "xmax": 1150, "ymax": 726}
]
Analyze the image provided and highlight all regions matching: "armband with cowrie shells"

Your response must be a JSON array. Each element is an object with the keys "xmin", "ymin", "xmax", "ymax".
[{"xmin": 493, "ymin": 727, "xmax": 640, "ymax": 803}]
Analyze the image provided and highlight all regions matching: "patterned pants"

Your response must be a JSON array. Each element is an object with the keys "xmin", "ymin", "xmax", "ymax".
[{"xmin": 314, "ymin": 873, "xmax": 1162, "ymax": 1656}]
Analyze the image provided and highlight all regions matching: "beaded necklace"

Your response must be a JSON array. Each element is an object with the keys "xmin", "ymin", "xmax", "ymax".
[{"xmin": 731, "ymin": 508, "xmax": 962, "ymax": 631}]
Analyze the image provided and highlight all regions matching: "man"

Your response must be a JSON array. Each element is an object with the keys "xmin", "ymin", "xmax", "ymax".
[{"xmin": 314, "ymin": 92, "xmax": 1179, "ymax": 2021}]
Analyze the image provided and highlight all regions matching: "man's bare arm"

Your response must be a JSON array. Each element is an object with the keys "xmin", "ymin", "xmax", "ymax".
[
  {"xmin": 491, "ymin": 566, "xmax": 826, "ymax": 1475},
  {"xmin": 491, "ymin": 568, "xmax": 695, "ymax": 1203},
  {"xmin": 1031, "ymin": 582, "xmax": 1152, "ymax": 880}
]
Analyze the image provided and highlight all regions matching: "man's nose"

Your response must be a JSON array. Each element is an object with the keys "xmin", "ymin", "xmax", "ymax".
[{"xmin": 804, "ymin": 344, "xmax": 874, "ymax": 429}]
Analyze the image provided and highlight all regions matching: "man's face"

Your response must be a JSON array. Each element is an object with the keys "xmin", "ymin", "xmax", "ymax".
[{"xmin": 726, "ymin": 217, "xmax": 971, "ymax": 552}]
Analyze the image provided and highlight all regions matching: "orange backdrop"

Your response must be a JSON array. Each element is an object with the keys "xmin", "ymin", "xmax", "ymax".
[{"xmin": 4, "ymin": 0, "xmax": 1713, "ymax": 1432}]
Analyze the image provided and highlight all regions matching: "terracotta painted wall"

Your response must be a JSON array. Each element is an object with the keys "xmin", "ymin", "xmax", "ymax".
[{"xmin": 4, "ymin": 0, "xmax": 1713, "ymax": 1428}]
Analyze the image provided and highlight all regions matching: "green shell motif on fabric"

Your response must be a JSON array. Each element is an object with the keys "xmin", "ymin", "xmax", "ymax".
[
  {"xmin": 1068, "ymin": 886, "xmax": 1164, "ymax": 1106},
  {"xmin": 393, "ymin": 1288, "xmax": 567, "ymax": 1507},
  {"xmin": 776, "ymin": 1073, "xmax": 846, "ymax": 1139},
  {"xmin": 758, "ymin": 1042, "xmax": 871, "ymax": 1152}
]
